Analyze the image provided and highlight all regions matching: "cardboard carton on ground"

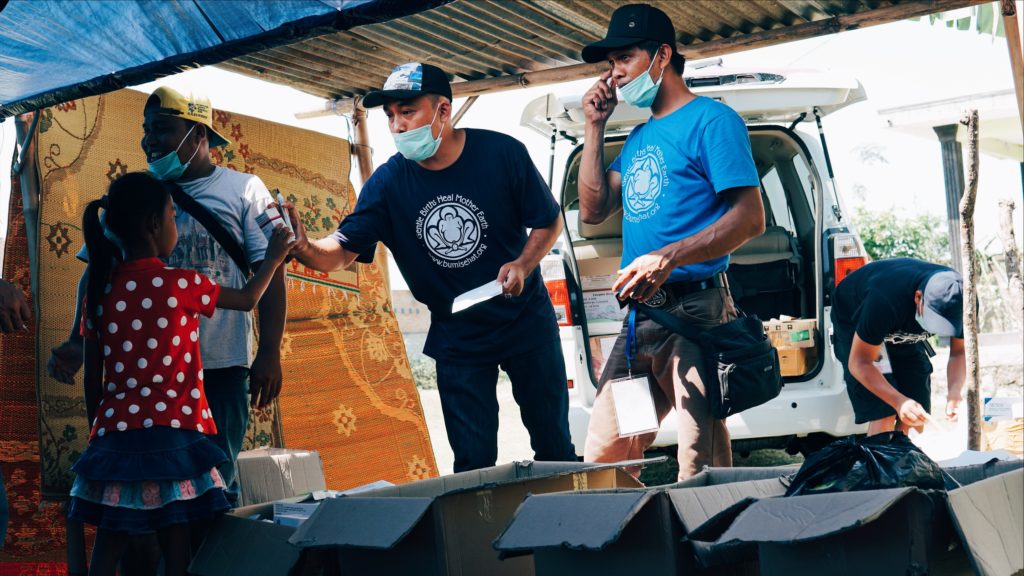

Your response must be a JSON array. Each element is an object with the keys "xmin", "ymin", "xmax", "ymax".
[
  {"xmin": 236, "ymin": 447, "xmax": 327, "ymax": 507},
  {"xmin": 189, "ymin": 497, "xmax": 314, "ymax": 576},
  {"xmin": 287, "ymin": 460, "xmax": 646, "ymax": 576},
  {"xmin": 691, "ymin": 462, "xmax": 1024, "ymax": 576},
  {"xmin": 494, "ymin": 465, "xmax": 796, "ymax": 576}
]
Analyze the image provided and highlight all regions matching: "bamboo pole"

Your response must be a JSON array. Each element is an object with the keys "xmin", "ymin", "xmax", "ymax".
[
  {"xmin": 997, "ymin": 199, "xmax": 1023, "ymax": 328},
  {"xmin": 350, "ymin": 97, "xmax": 374, "ymax": 187},
  {"xmin": 1001, "ymin": 0, "xmax": 1024, "ymax": 124},
  {"xmin": 959, "ymin": 109, "xmax": 982, "ymax": 451}
]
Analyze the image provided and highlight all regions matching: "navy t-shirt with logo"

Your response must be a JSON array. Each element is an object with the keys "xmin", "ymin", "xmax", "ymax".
[
  {"xmin": 832, "ymin": 258, "xmax": 951, "ymax": 348},
  {"xmin": 331, "ymin": 128, "xmax": 560, "ymax": 363}
]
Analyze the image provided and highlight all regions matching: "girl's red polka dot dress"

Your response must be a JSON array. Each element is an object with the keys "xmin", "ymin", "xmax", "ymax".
[{"xmin": 82, "ymin": 258, "xmax": 221, "ymax": 439}]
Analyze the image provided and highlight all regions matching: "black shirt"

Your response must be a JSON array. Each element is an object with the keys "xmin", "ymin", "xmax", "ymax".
[
  {"xmin": 832, "ymin": 258, "xmax": 952, "ymax": 347},
  {"xmin": 331, "ymin": 128, "xmax": 560, "ymax": 363}
]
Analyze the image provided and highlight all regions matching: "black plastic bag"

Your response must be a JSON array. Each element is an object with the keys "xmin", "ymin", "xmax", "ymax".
[{"xmin": 785, "ymin": 432, "xmax": 959, "ymax": 496}]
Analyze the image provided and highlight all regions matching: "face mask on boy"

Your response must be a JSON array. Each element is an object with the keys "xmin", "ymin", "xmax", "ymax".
[{"xmin": 148, "ymin": 125, "xmax": 199, "ymax": 181}]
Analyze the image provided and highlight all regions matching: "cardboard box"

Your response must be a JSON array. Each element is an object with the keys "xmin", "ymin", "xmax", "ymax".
[
  {"xmin": 946, "ymin": 467, "xmax": 1023, "ymax": 576},
  {"xmin": 236, "ymin": 447, "xmax": 327, "ymax": 507},
  {"xmin": 287, "ymin": 460, "xmax": 645, "ymax": 576},
  {"xmin": 690, "ymin": 461, "xmax": 1024, "ymax": 576},
  {"xmin": 778, "ymin": 347, "xmax": 815, "ymax": 377},
  {"xmin": 763, "ymin": 318, "xmax": 817, "ymax": 349},
  {"xmin": 494, "ymin": 465, "xmax": 796, "ymax": 575},
  {"xmin": 577, "ymin": 257, "xmax": 619, "ymax": 291}
]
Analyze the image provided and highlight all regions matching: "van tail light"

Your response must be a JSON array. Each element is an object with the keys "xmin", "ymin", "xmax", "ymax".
[
  {"xmin": 546, "ymin": 279, "xmax": 573, "ymax": 327},
  {"xmin": 832, "ymin": 233, "xmax": 868, "ymax": 287}
]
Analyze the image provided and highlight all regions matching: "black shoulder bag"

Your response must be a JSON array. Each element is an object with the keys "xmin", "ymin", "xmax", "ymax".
[
  {"xmin": 168, "ymin": 185, "xmax": 252, "ymax": 278},
  {"xmin": 634, "ymin": 303, "xmax": 783, "ymax": 419}
]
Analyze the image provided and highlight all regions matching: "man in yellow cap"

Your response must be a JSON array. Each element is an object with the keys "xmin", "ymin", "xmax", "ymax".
[{"xmin": 48, "ymin": 86, "xmax": 287, "ymax": 508}]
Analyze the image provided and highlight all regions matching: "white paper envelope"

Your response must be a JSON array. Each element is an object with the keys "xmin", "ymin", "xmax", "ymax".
[
  {"xmin": 611, "ymin": 374, "xmax": 660, "ymax": 437},
  {"xmin": 452, "ymin": 281, "xmax": 503, "ymax": 314}
]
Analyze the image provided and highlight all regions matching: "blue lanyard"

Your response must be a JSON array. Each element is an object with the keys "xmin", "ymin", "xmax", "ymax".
[{"xmin": 625, "ymin": 307, "xmax": 637, "ymax": 373}]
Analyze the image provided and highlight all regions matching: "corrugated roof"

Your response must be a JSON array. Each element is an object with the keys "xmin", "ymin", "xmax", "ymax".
[{"xmin": 218, "ymin": 0, "xmax": 989, "ymax": 102}]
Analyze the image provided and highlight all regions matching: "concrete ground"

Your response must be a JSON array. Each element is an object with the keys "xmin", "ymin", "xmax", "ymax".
[{"xmin": 418, "ymin": 333, "xmax": 1023, "ymax": 476}]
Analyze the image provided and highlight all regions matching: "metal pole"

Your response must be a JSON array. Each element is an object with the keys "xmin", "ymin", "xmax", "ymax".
[{"xmin": 934, "ymin": 124, "xmax": 965, "ymax": 272}]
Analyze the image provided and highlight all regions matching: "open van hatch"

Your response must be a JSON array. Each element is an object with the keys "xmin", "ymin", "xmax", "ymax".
[{"xmin": 520, "ymin": 66, "xmax": 866, "ymax": 140}]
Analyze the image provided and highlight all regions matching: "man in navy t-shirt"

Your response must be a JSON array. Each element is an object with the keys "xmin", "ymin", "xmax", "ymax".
[
  {"xmin": 286, "ymin": 63, "xmax": 576, "ymax": 472},
  {"xmin": 577, "ymin": 4, "xmax": 766, "ymax": 480},
  {"xmin": 831, "ymin": 258, "xmax": 966, "ymax": 435}
]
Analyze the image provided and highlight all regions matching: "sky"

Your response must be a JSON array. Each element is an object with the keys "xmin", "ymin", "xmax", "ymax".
[{"xmin": 2, "ymin": 14, "xmax": 1022, "ymax": 284}]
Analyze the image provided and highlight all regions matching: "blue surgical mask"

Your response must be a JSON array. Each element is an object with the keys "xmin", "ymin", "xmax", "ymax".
[
  {"xmin": 393, "ymin": 105, "xmax": 444, "ymax": 162},
  {"xmin": 618, "ymin": 54, "xmax": 665, "ymax": 109},
  {"xmin": 147, "ymin": 125, "xmax": 199, "ymax": 181}
]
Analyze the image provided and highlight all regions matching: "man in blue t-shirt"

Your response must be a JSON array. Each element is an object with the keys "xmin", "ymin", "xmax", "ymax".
[
  {"xmin": 286, "ymin": 63, "xmax": 576, "ymax": 472},
  {"xmin": 831, "ymin": 258, "xmax": 966, "ymax": 435},
  {"xmin": 577, "ymin": 4, "xmax": 765, "ymax": 480}
]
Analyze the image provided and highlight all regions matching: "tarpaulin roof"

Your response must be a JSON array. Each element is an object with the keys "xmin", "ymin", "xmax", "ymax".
[
  {"xmin": 0, "ymin": 0, "xmax": 451, "ymax": 117},
  {"xmin": 0, "ymin": 0, "xmax": 991, "ymax": 118}
]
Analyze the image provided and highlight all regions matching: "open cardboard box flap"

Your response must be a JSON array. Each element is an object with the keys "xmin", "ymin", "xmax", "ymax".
[
  {"xmin": 494, "ymin": 490, "xmax": 654, "ymax": 557},
  {"xmin": 288, "ymin": 497, "xmax": 434, "ymax": 549},
  {"xmin": 946, "ymin": 467, "xmax": 1023, "ymax": 576}
]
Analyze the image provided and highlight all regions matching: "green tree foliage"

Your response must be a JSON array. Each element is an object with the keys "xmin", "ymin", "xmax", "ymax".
[{"xmin": 853, "ymin": 207, "xmax": 951, "ymax": 265}]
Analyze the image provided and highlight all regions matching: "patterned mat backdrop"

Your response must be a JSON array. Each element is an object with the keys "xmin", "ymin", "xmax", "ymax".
[{"xmin": 10, "ymin": 89, "xmax": 435, "ymax": 506}]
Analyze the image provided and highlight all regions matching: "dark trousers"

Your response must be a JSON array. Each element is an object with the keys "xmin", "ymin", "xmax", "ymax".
[
  {"xmin": 435, "ymin": 341, "xmax": 577, "ymax": 473},
  {"xmin": 203, "ymin": 366, "xmax": 251, "ymax": 506}
]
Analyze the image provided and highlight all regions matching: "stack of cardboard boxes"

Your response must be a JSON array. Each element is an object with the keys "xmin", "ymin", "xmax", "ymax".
[{"xmin": 764, "ymin": 317, "xmax": 817, "ymax": 377}]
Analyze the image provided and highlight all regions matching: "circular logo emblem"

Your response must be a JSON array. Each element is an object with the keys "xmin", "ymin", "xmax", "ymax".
[
  {"xmin": 624, "ymin": 151, "xmax": 664, "ymax": 214},
  {"xmin": 647, "ymin": 289, "xmax": 667, "ymax": 308},
  {"xmin": 423, "ymin": 203, "xmax": 481, "ymax": 262}
]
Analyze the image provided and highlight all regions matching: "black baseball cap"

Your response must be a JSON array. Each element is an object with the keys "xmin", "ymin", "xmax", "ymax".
[
  {"xmin": 918, "ymin": 270, "xmax": 965, "ymax": 338},
  {"xmin": 362, "ymin": 62, "xmax": 453, "ymax": 108},
  {"xmin": 582, "ymin": 4, "xmax": 677, "ymax": 64}
]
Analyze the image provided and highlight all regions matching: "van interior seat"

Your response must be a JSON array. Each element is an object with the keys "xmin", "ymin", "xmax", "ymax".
[
  {"xmin": 577, "ymin": 207, "xmax": 622, "ymax": 240},
  {"xmin": 727, "ymin": 225, "xmax": 806, "ymax": 319}
]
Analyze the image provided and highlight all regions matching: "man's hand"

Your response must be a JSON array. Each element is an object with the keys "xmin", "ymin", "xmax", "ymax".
[
  {"xmin": 48, "ymin": 339, "xmax": 84, "ymax": 384},
  {"xmin": 497, "ymin": 261, "xmax": 528, "ymax": 297},
  {"xmin": 897, "ymin": 397, "xmax": 929, "ymax": 428},
  {"xmin": 582, "ymin": 69, "xmax": 618, "ymax": 126},
  {"xmin": 945, "ymin": 395, "xmax": 962, "ymax": 420},
  {"xmin": 0, "ymin": 278, "xmax": 31, "ymax": 333},
  {"xmin": 612, "ymin": 251, "xmax": 673, "ymax": 303},
  {"xmin": 249, "ymin": 350, "xmax": 282, "ymax": 409}
]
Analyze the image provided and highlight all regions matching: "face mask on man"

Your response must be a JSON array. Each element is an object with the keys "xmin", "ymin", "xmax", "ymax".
[
  {"xmin": 618, "ymin": 51, "xmax": 666, "ymax": 109},
  {"xmin": 393, "ymin": 104, "xmax": 445, "ymax": 162},
  {"xmin": 148, "ymin": 125, "xmax": 199, "ymax": 181}
]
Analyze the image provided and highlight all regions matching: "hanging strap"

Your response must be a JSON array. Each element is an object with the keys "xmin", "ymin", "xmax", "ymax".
[
  {"xmin": 168, "ymin": 184, "xmax": 252, "ymax": 278},
  {"xmin": 633, "ymin": 302, "xmax": 703, "ymax": 341}
]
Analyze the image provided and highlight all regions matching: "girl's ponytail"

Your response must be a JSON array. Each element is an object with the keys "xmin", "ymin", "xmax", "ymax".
[{"xmin": 82, "ymin": 196, "xmax": 117, "ymax": 325}]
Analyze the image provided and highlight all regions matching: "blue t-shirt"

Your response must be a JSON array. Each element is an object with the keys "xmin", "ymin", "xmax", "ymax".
[
  {"xmin": 332, "ymin": 128, "xmax": 561, "ymax": 363},
  {"xmin": 609, "ymin": 96, "xmax": 759, "ymax": 282}
]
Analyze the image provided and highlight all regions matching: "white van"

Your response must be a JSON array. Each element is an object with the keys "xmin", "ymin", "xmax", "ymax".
[{"xmin": 524, "ymin": 65, "xmax": 873, "ymax": 457}]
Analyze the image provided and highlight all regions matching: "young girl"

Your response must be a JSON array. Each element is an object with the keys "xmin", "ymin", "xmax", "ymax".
[{"xmin": 68, "ymin": 172, "xmax": 292, "ymax": 576}]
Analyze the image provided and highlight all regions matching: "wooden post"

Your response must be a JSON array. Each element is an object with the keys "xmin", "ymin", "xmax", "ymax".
[
  {"xmin": 959, "ymin": 109, "xmax": 982, "ymax": 450},
  {"xmin": 350, "ymin": 97, "xmax": 374, "ymax": 187},
  {"xmin": 997, "ymin": 199, "xmax": 1023, "ymax": 328},
  {"xmin": 1001, "ymin": 0, "xmax": 1024, "ymax": 125}
]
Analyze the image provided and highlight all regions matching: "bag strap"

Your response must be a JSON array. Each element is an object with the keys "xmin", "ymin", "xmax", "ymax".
[
  {"xmin": 633, "ymin": 302, "xmax": 703, "ymax": 341},
  {"xmin": 168, "ymin": 184, "xmax": 252, "ymax": 278}
]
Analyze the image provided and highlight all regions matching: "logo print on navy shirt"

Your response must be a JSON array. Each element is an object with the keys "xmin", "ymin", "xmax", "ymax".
[
  {"xmin": 623, "ymin": 144, "xmax": 668, "ymax": 223},
  {"xmin": 416, "ymin": 194, "xmax": 490, "ymax": 268}
]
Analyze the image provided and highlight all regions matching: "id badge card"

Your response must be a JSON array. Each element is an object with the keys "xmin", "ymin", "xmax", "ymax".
[
  {"xmin": 610, "ymin": 373, "xmax": 660, "ymax": 437},
  {"xmin": 874, "ymin": 343, "xmax": 893, "ymax": 375}
]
